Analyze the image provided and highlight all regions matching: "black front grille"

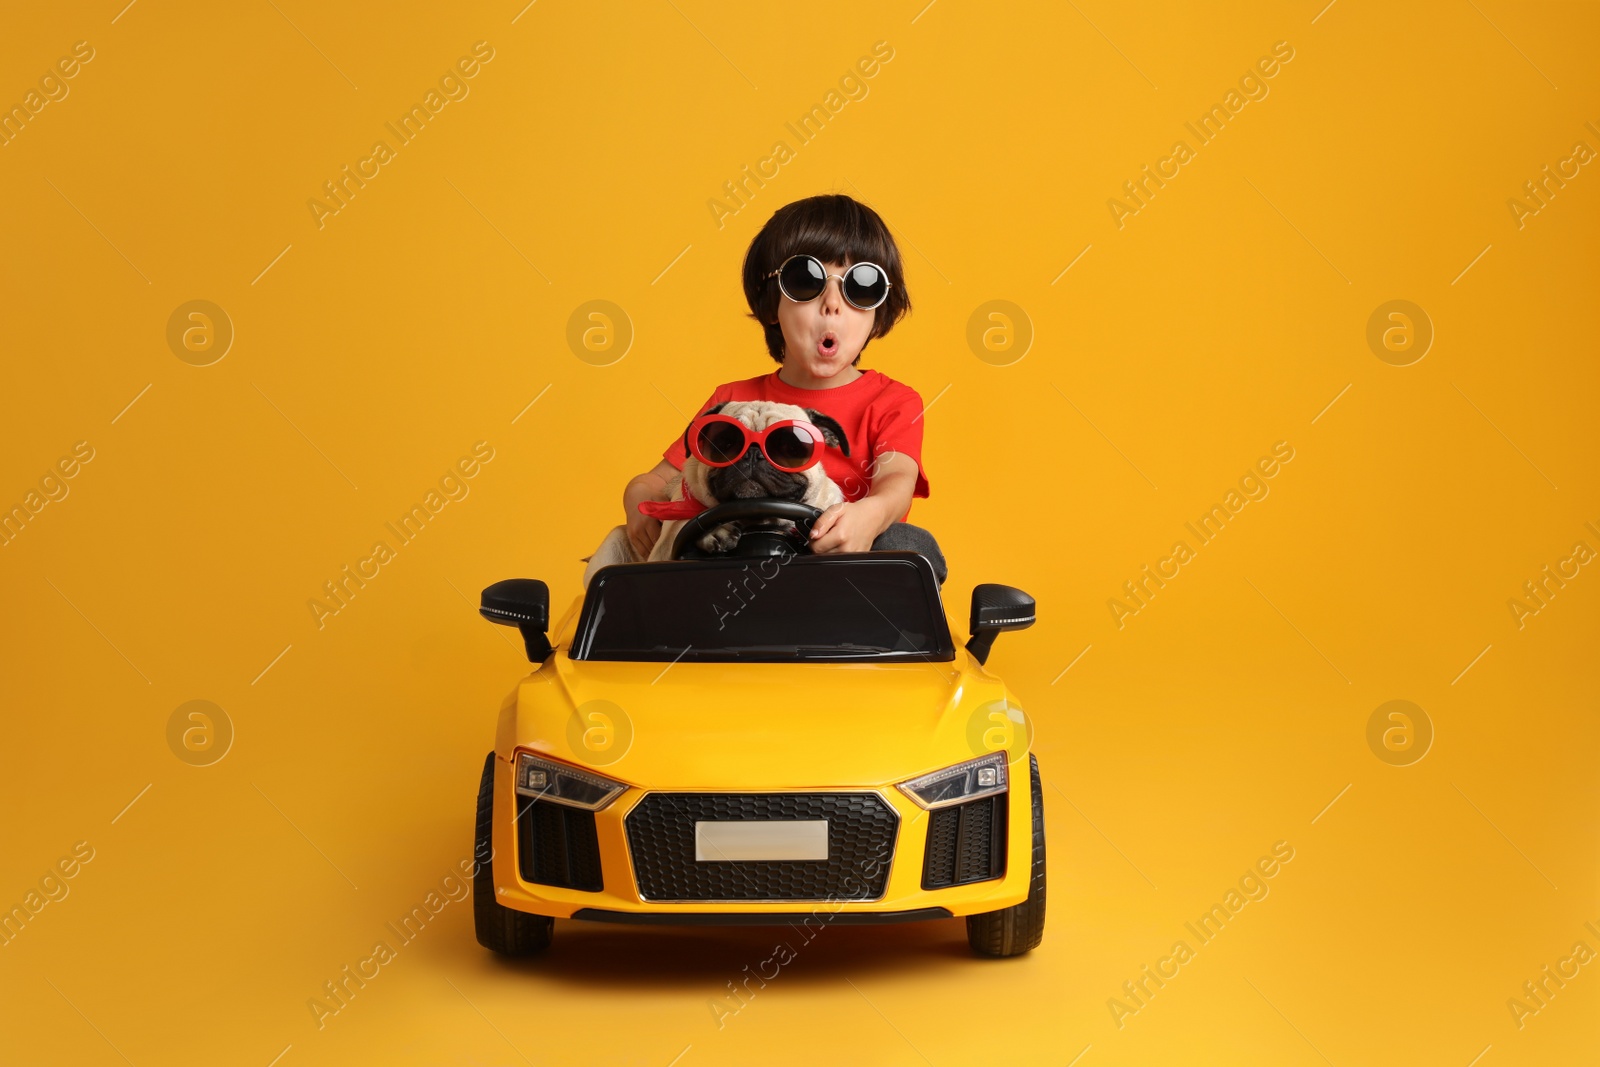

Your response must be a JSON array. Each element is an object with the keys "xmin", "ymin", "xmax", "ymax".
[
  {"xmin": 922, "ymin": 793, "xmax": 1007, "ymax": 889},
  {"xmin": 625, "ymin": 793, "xmax": 898, "ymax": 901},
  {"xmin": 517, "ymin": 797, "xmax": 603, "ymax": 892}
]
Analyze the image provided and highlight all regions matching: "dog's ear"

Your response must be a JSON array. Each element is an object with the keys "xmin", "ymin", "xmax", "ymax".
[
  {"xmin": 681, "ymin": 402, "xmax": 728, "ymax": 459},
  {"xmin": 802, "ymin": 409, "xmax": 850, "ymax": 457}
]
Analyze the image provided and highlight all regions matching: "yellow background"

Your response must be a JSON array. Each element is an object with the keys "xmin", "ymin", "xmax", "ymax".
[{"xmin": 2, "ymin": 1, "xmax": 1596, "ymax": 1064}]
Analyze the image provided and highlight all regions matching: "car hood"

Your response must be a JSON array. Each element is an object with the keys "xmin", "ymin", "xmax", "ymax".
[{"xmin": 503, "ymin": 651, "xmax": 1016, "ymax": 790}]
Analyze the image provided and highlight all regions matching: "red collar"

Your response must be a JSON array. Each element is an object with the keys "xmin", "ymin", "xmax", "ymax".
[{"xmin": 637, "ymin": 484, "xmax": 711, "ymax": 520}]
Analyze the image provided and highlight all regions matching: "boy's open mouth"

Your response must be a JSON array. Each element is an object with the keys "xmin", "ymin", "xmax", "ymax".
[{"xmin": 818, "ymin": 332, "xmax": 838, "ymax": 356}]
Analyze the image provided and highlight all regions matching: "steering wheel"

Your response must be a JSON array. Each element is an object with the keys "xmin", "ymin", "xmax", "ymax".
[{"xmin": 670, "ymin": 499, "xmax": 825, "ymax": 561}]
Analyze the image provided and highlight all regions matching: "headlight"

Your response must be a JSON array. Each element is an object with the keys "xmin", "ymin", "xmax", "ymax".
[
  {"xmin": 896, "ymin": 752, "xmax": 1008, "ymax": 810},
  {"xmin": 515, "ymin": 752, "xmax": 627, "ymax": 811}
]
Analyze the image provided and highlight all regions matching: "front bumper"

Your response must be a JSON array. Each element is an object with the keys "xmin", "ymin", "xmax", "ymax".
[
  {"xmin": 570, "ymin": 907, "xmax": 954, "ymax": 925},
  {"xmin": 488, "ymin": 755, "xmax": 1034, "ymax": 921}
]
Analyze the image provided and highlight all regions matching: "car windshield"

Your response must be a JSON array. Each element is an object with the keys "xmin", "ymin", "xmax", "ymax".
[{"xmin": 570, "ymin": 553, "xmax": 954, "ymax": 662}]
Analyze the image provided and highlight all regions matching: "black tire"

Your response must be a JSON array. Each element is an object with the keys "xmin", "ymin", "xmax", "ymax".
[
  {"xmin": 966, "ymin": 752, "xmax": 1046, "ymax": 957},
  {"xmin": 473, "ymin": 751, "xmax": 554, "ymax": 955}
]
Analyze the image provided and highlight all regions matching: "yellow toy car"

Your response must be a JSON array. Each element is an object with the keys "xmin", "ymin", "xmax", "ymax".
[{"xmin": 472, "ymin": 499, "xmax": 1043, "ymax": 957}]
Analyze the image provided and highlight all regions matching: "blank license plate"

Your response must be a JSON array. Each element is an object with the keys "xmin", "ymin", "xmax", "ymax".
[{"xmin": 694, "ymin": 820, "xmax": 829, "ymax": 861}]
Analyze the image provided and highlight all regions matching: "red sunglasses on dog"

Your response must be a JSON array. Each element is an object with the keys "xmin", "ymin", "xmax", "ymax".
[{"xmin": 689, "ymin": 413, "xmax": 830, "ymax": 473}]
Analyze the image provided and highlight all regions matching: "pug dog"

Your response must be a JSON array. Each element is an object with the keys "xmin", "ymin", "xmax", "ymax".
[{"xmin": 580, "ymin": 400, "xmax": 849, "ymax": 589}]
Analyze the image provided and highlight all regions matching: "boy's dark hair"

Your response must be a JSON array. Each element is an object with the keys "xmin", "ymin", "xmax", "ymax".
[{"xmin": 741, "ymin": 194, "xmax": 912, "ymax": 365}]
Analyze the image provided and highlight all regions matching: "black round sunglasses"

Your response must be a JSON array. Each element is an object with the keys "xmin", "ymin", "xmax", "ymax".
[{"xmin": 766, "ymin": 254, "xmax": 892, "ymax": 311}]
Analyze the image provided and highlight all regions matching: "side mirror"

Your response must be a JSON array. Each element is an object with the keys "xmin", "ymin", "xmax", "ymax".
[
  {"xmin": 480, "ymin": 579, "xmax": 554, "ymax": 663},
  {"xmin": 965, "ymin": 583, "xmax": 1035, "ymax": 666}
]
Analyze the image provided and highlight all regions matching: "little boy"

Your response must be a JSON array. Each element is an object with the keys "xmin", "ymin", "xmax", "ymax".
[{"xmin": 621, "ymin": 193, "xmax": 946, "ymax": 582}]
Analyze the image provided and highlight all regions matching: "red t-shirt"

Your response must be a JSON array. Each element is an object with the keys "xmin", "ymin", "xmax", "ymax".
[{"xmin": 662, "ymin": 368, "xmax": 930, "ymax": 521}]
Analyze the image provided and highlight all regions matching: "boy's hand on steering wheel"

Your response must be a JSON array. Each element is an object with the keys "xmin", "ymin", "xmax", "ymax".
[{"xmin": 808, "ymin": 500, "xmax": 882, "ymax": 554}]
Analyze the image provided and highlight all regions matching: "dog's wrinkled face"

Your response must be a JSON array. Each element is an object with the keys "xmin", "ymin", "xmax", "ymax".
[{"xmin": 682, "ymin": 400, "xmax": 848, "ymax": 505}]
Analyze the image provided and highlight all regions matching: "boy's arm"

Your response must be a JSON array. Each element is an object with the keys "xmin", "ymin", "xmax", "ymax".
[
  {"xmin": 808, "ymin": 451, "xmax": 919, "ymax": 553},
  {"xmin": 624, "ymin": 459, "xmax": 678, "ymax": 558}
]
